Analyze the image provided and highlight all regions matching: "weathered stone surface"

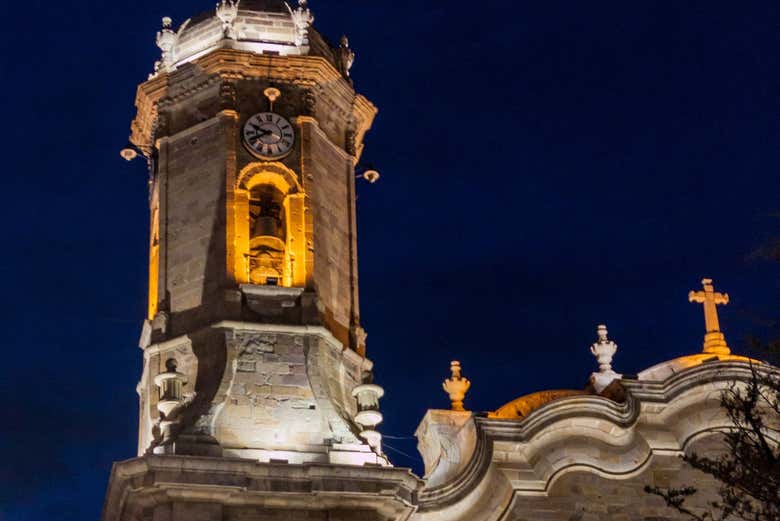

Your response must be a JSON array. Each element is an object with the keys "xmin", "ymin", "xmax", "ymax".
[
  {"xmin": 126, "ymin": 0, "xmax": 383, "ymax": 475},
  {"xmin": 507, "ymin": 439, "xmax": 723, "ymax": 520},
  {"xmin": 107, "ymin": 4, "xmax": 780, "ymax": 521},
  {"xmin": 135, "ymin": 323, "xmax": 375, "ymax": 464},
  {"xmin": 412, "ymin": 359, "xmax": 776, "ymax": 521},
  {"xmin": 103, "ymin": 456, "xmax": 421, "ymax": 521}
]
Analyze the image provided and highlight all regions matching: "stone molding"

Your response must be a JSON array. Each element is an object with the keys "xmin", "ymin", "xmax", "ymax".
[
  {"xmin": 627, "ymin": 357, "xmax": 759, "ymax": 404},
  {"xmin": 236, "ymin": 161, "xmax": 303, "ymax": 193},
  {"xmin": 212, "ymin": 320, "xmax": 372, "ymax": 372},
  {"xmin": 413, "ymin": 359, "xmax": 774, "ymax": 520},
  {"xmin": 131, "ymin": 50, "xmax": 376, "ymax": 161},
  {"xmin": 102, "ymin": 455, "xmax": 422, "ymax": 521}
]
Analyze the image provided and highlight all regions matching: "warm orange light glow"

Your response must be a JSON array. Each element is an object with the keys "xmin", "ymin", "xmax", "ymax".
[
  {"xmin": 148, "ymin": 198, "xmax": 161, "ymax": 320},
  {"xmin": 489, "ymin": 390, "xmax": 586, "ymax": 420},
  {"xmin": 230, "ymin": 162, "xmax": 307, "ymax": 288},
  {"xmin": 689, "ymin": 278, "xmax": 731, "ymax": 355}
]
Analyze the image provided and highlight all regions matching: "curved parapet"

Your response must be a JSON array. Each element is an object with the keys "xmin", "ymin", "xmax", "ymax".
[{"xmin": 413, "ymin": 358, "xmax": 773, "ymax": 521}]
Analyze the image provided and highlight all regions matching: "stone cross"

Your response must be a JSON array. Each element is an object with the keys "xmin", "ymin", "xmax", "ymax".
[{"xmin": 688, "ymin": 278, "xmax": 731, "ymax": 355}]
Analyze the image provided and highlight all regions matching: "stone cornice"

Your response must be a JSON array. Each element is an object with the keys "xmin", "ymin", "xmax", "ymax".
[
  {"xmin": 102, "ymin": 455, "xmax": 422, "ymax": 520},
  {"xmin": 624, "ymin": 359, "xmax": 766, "ymax": 403},
  {"xmin": 143, "ymin": 320, "xmax": 373, "ymax": 372},
  {"xmin": 214, "ymin": 320, "xmax": 373, "ymax": 371},
  {"xmin": 478, "ymin": 393, "xmax": 640, "ymax": 442},
  {"xmin": 130, "ymin": 49, "xmax": 377, "ymax": 160}
]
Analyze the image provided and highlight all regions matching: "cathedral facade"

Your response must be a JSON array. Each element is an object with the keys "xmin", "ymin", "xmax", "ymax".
[{"xmin": 103, "ymin": 2, "xmax": 768, "ymax": 520}]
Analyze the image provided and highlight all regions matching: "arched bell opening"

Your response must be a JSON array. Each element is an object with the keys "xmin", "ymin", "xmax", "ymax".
[
  {"xmin": 248, "ymin": 184, "xmax": 287, "ymax": 286},
  {"xmin": 231, "ymin": 162, "xmax": 308, "ymax": 289}
]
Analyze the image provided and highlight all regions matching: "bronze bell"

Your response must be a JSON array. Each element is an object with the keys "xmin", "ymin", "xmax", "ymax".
[{"xmin": 251, "ymin": 192, "xmax": 285, "ymax": 240}]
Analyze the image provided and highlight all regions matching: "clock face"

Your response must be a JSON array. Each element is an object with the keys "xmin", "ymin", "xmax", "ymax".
[{"xmin": 242, "ymin": 112, "xmax": 295, "ymax": 159}]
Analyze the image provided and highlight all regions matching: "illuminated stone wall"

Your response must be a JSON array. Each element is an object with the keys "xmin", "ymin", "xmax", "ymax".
[
  {"xmin": 126, "ymin": 46, "xmax": 380, "ymax": 463},
  {"xmin": 158, "ymin": 110, "xmax": 230, "ymax": 335},
  {"xmin": 412, "ymin": 360, "xmax": 768, "ymax": 521},
  {"xmin": 213, "ymin": 329, "xmax": 364, "ymax": 461},
  {"xmin": 304, "ymin": 119, "xmax": 358, "ymax": 347},
  {"xmin": 508, "ymin": 436, "xmax": 724, "ymax": 521},
  {"xmin": 135, "ymin": 51, "xmax": 375, "ymax": 350}
]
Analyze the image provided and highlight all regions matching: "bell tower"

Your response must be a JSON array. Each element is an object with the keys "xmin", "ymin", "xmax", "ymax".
[{"xmin": 104, "ymin": 2, "xmax": 419, "ymax": 520}]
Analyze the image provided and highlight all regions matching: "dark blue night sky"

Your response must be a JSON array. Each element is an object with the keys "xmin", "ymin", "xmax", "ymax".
[{"xmin": 1, "ymin": 2, "xmax": 778, "ymax": 519}]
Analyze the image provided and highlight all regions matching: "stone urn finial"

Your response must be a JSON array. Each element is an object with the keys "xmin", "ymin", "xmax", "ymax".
[
  {"xmin": 155, "ymin": 17, "xmax": 178, "ymax": 73},
  {"xmin": 290, "ymin": 0, "xmax": 314, "ymax": 47},
  {"xmin": 589, "ymin": 325, "xmax": 622, "ymax": 393},
  {"xmin": 442, "ymin": 361, "xmax": 471, "ymax": 412},
  {"xmin": 216, "ymin": 0, "xmax": 240, "ymax": 39}
]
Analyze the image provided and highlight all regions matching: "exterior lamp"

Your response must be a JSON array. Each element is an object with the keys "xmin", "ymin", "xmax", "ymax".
[
  {"xmin": 356, "ymin": 164, "xmax": 380, "ymax": 184},
  {"xmin": 120, "ymin": 142, "xmax": 142, "ymax": 162}
]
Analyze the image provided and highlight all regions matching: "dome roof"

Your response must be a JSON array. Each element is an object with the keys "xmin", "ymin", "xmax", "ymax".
[
  {"xmin": 161, "ymin": 0, "xmax": 316, "ymax": 71},
  {"xmin": 488, "ymin": 390, "xmax": 587, "ymax": 420}
]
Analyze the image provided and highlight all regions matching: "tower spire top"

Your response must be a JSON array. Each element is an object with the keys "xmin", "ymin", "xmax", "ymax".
[{"xmin": 689, "ymin": 278, "xmax": 731, "ymax": 355}]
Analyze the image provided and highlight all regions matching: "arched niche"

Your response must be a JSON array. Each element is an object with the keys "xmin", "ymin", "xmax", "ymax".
[
  {"xmin": 231, "ymin": 162, "xmax": 307, "ymax": 288},
  {"xmin": 237, "ymin": 162, "xmax": 302, "ymax": 194}
]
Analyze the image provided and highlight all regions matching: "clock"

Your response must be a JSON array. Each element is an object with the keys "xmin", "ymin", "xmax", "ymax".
[{"xmin": 242, "ymin": 112, "xmax": 295, "ymax": 159}]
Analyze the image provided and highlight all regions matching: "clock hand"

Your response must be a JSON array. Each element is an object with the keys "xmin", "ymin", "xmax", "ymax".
[
  {"xmin": 250, "ymin": 124, "xmax": 275, "ymax": 135},
  {"xmin": 249, "ymin": 130, "xmax": 273, "ymax": 144}
]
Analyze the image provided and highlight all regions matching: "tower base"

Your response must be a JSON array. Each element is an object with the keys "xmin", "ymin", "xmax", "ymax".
[{"xmin": 102, "ymin": 455, "xmax": 420, "ymax": 521}]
